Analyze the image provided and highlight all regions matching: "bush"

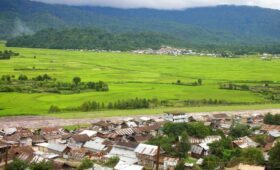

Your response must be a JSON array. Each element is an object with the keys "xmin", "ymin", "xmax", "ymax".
[
  {"xmin": 29, "ymin": 160, "xmax": 53, "ymax": 170},
  {"xmin": 264, "ymin": 113, "xmax": 280, "ymax": 125},
  {"xmin": 48, "ymin": 105, "xmax": 61, "ymax": 113},
  {"xmin": 104, "ymin": 156, "xmax": 120, "ymax": 168},
  {"xmin": 240, "ymin": 148, "xmax": 265, "ymax": 165},
  {"xmin": 18, "ymin": 74, "xmax": 28, "ymax": 81},
  {"xmin": 78, "ymin": 158, "xmax": 93, "ymax": 170},
  {"xmin": 229, "ymin": 124, "xmax": 250, "ymax": 138},
  {"xmin": 5, "ymin": 159, "xmax": 28, "ymax": 170}
]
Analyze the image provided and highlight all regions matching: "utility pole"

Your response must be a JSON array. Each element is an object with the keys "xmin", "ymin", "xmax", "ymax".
[
  {"xmin": 156, "ymin": 144, "xmax": 160, "ymax": 170},
  {"xmin": 4, "ymin": 147, "xmax": 8, "ymax": 169}
]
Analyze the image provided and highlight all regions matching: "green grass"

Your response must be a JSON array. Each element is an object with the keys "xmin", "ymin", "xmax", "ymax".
[{"xmin": 0, "ymin": 42, "xmax": 280, "ymax": 117}]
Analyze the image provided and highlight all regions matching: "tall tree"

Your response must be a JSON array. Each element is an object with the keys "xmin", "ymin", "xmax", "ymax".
[
  {"xmin": 73, "ymin": 76, "xmax": 81, "ymax": 86},
  {"xmin": 268, "ymin": 142, "xmax": 280, "ymax": 170}
]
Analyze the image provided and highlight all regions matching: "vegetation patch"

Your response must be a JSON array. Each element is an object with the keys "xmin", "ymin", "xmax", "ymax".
[
  {"xmin": 0, "ymin": 74, "xmax": 109, "ymax": 94},
  {"xmin": 0, "ymin": 50, "xmax": 19, "ymax": 60}
]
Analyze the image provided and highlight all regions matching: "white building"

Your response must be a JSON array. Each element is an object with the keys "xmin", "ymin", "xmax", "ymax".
[{"xmin": 164, "ymin": 111, "xmax": 188, "ymax": 123}]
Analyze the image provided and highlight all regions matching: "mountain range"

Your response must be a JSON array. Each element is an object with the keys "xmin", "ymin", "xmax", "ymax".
[{"xmin": 1, "ymin": 0, "xmax": 280, "ymax": 48}]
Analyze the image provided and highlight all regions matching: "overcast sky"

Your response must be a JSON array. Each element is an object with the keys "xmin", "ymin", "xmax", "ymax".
[{"xmin": 32, "ymin": 0, "xmax": 280, "ymax": 10}]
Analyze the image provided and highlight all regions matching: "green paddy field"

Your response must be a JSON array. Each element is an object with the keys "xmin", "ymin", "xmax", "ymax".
[{"xmin": 0, "ymin": 42, "xmax": 280, "ymax": 117}]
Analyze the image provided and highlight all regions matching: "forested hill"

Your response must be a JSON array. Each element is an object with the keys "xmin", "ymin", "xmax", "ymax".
[
  {"xmin": 1, "ymin": 0, "xmax": 280, "ymax": 48},
  {"xmin": 6, "ymin": 28, "xmax": 185, "ymax": 50}
]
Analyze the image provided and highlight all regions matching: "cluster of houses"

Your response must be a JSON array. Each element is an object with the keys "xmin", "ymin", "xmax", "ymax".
[
  {"xmin": 164, "ymin": 111, "xmax": 280, "ymax": 170},
  {"xmin": 0, "ymin": 111, "xmax": 279, "ymax": 170},
  {"xmin": 132, "ymin": 47, "xmax": 217, "ymax": 57}
]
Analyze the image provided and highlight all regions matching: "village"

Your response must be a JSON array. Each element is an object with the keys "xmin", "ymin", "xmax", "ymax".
[{"xmin": 0, "ymin": 111, "xmax": 279, "ymax": 170}]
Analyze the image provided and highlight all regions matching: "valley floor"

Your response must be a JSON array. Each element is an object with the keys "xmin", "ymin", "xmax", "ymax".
[
  {"xmin": 0, "ymin": 43, "xmax": 280, "ymax": 117},
  {"xmin": 0, "ymin": 107, "xmax": 280, "ymax": 129}
]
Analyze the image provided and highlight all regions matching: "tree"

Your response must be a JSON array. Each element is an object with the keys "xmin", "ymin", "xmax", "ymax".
[
  {"xmin": 240, "ymin": 148, "xmax": 264, "ymax": 165},
  {"xmin": 78, "ymin": 158, "xmax": 93, "ymax": 170},
  {"xmin": 176, "ymin": 131, "xmax": 191, "ymax": 158},
  {"xmin": 18, "ymin": 74, "xmax": 28, "ymax": 81},
  {"xmin": 209, "ymin": 137, "xmax": 235, "ymax": 159},
  {"xmin": 264, "ymin": 113, "xmax": 280, "ymax": 125},
  {"xmin": 202, "ymin": 155, "xmax": 220, "ymax": 170},
  {"xmin": 229, "ymin": 124, "xmax": 250, "ymax": 138},
  {"xmin": 5, "ymin": 159, "xmax": 28, "ymax": 170},
  {"xmin": 73, "ymin": 76, "xmax": 81, "ymax": 86},
  {"xmin": 264, "ymin": 113, "xmax": 274, "ymax": 124},
  {"xmin": 197, "ymin": 79, "xmax": 203, "ymax": 85},
  {"xmin": 147, "ymin": 136, "xmax": 176, "ymax": 157},
  {"xmin": 268, "ymin": 142, "xmax": 280, "ymax": 170},
  {"xmin": 254, "ymin": 134, "xmax": 269, "ymax": 146}
]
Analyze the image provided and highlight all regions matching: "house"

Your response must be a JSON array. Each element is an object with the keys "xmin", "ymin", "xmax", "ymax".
[
  {"xmin": 105, "ymin": 142, "xmax": 138, "ymax": 167},
  {"xmin": 163, "ymin": 157, "xmax": 179, "ymax": 170},
  {"xmin": 83, "ymin": 138, "xmax": 107, "ymax": 153},
  {"xmin": 0, "ymin": 128, "xmax": 17, "ymax": 136},
  {"xmin": 68, "ymin": 134, "xmax": 90, "ymax": 148},
  {"xmin": 17, "ymin": 128, "xmax": 33, "ymax": 146},
  {"xmin": 261, "ymin": 124, "xmax": 280, "ymax": 133},
  {"xmin": 114, "ymin": 161, "xmax": 144, "ymax": 170},
  {"xmin": 8, "ymin": 146, "xmax": 34, "ymax": 163},
  {"xmin": 3, "ymin": 134, "xmax": 20, "ymax": 145},
  {"xmin": 40, "ymin": 127, "xmax": 63, "ymax": 143},
  {"xmin": 233, "ymin": 136, "xmax": 258, "ymax": 149},
  {"xmin": 36, "ymin": 143, "xmax": 70, "ymax": 157},
  {"xmin": 164, "ymin": 111, "xmax": 188, "ymax": 123},
  {"xmin": 190, "ymin": 143, "xmax": 210, "ymax": 158},
  {"xmin": 136, "ymin": 123, "xmax": 162, "ymax": 136},
  {"xmin": 115, "ymin": 128, "xmax": 135, "ymax": 136},
  {"xmin": 134, "ymin": 143, "xmax": 163, "ymax": 169},
  {"xmin": 210, "ymin": 113, "xmax": 231, "ymax": 127},
  {"xmin": 93, "ymin": 121, "xmax": 114, "ymax": 131},
  {"xmin": 0, "ymin": 141, "xmax": 9, "ymax": 163},
  {"xmin": 31, "ymin": 135, "xmax": 46, "ymax": 145},
  {"xmin": 261, "ymin": 125, "xmax": 280, "ymax": 138},
  {"xmin": 79, "ymin": 130, "xmax": 97, "ymax": 138},
  {"xmin": 131, "ymin": 135, "xmax": 153, "ymax": 143},
  {"xmin": 189, "ymin": 136, "xmax": 221, "ymax": 145},
  {"xmin": 67, "ymin": 148, "xmax": 88, "ymax": 161}
]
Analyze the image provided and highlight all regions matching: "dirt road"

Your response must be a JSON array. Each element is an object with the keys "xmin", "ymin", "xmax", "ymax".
[{"xmin": 0, "ymin": 108, "xmax": 279, "ymax": 129}]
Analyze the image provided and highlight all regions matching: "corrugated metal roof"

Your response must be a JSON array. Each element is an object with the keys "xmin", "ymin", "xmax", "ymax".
[
  {"xmin": 106, "ymin": 146, "xmax": 138, "ymax": 164},
  {"xmin": 115, "ymin": 128, "xmax": 135, "ymax": 136},
  {"xmin": 42, "ymin": 143, "xmax": 67, "ymax": 152},
  {"xmin": 84, "ymin": 141, "xmax": 106, "ymax": 151},
  {"xmin": 233, "ymin": 136, "xmax": 258, "ymax": 149},
  {"xmin": 134, "ymin": 143, "xmax": 158, "ymax": 156},
  {"xmin": 189, "ymin": 135, "xmax": 221, "ymax": 144},
  {"xmin": 191, "ymin": 145, "xmax": 203, "ymax": 155}
]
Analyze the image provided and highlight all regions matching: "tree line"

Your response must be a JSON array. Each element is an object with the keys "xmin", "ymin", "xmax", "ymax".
[
  {"xmin": 0, "ymin": 74, "xmax": 109, "ymax": 93},
  {"xmin": 49, "ymin": 98, "xmax": 153, "ymax": 113},
  {"xmin": 174, "ymin": 79, "xmax": 203, "ymax": 86},
  {"xmin": 0, "ymin": 50, "xmax": 19, "ymax": 60}
]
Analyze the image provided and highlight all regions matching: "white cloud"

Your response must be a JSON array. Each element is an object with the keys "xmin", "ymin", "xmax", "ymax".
[{"xmin": 31, "ymin": 0, "xmax": 280, "ymax": 10}]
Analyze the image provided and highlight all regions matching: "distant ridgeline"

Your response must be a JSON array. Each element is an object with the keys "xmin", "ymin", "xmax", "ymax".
[{"xmin": 6, "ymin": 28, "xmax": 185, "ymax": 51}]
